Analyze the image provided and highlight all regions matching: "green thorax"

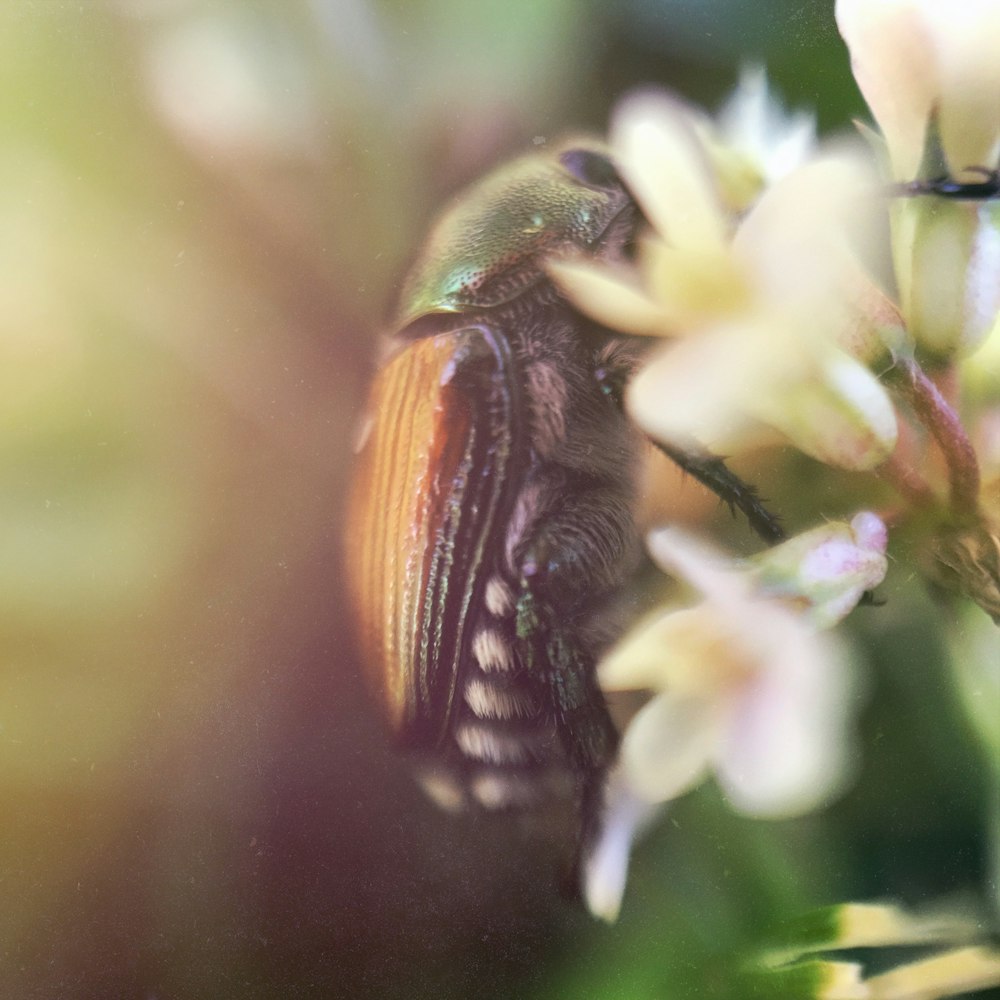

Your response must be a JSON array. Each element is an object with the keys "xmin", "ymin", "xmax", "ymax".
[{"xmin": 395, "ymin": 142, "xmax": 630, "ymax": 335}]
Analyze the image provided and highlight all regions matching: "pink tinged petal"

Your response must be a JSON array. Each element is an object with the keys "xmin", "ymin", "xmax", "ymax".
[
  {"xmin": 836, "ymin": 0, "xmax": 938, "ymax": 179},
  {"xmin": 752, "ymin": 350, "xmax": 898, "ymax": 470},
  {"xmin": 611, "ymin": 90, "xmax": 727, "ymax": 252},
  {"xmin": 716, "ymin": 628, "xmax": 856, "ymax": 817},
  {"xmin": 755, "ymin": 513, "xmax": 889, "ymax": 628},
  {"xmin": 839, "ymin": 267, "xmax": 908, "ymax": 365},
  {"xmin": 851, "ymin": 510, "xmax": 889, "ymax": 554},
  {"xmin": 644, "ymin": 526, "xmax": 751, "ymax": 606},
  {"xmin": 620, "ymin": 692, "xmax": 722, "ymax": 804},
  {"xmin": 796, "ymin": 522, "xmax": 889, "ymax": 628},
  {"xmin": 583, "ymin": 772, "xmax": 661, "ymax": 923}
]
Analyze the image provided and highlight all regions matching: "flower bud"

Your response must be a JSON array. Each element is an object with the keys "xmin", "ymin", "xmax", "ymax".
[
  {"xmin": 750, "ymin": 349, "xmax": 899, "ymax": 471},
  {"xmin": 751, "ymin": 512, "xmax": 889, "ymax": 629}
]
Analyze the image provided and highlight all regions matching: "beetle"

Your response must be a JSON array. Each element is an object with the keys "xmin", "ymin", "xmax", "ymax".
[{"xmin": 344, "ymin": 140, "xmax": 782, "ymax": 889}]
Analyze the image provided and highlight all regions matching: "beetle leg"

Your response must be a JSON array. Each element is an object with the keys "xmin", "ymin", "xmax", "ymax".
[
  {"xmin": 652, "ymin": 437, "xmax": 785, "ymax": 543},
  {"xmin": 513, "ymin": 583, "xmax": 617, "ymax": 887},
  {"xmin": 513, "ymin": 482, "xmax": 640, "ymax": 599},
  {"xmin": 508, "ymin": 479, "xmax": 633, "ymax": 774}
]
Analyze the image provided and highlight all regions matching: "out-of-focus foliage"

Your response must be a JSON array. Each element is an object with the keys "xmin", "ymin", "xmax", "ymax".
[{"xmin": 0, "ymin": 2, "xmax": 995, "ymax": 999}]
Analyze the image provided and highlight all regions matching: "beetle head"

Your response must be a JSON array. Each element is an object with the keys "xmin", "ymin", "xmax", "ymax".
[{"xmin": 395, "ymin": 140, "xmax": 634, "ymax": 337}]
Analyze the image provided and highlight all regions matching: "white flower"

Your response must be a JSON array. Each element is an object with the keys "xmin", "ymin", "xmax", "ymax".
[
  {"xmin": 711, "ymin": 64, "xmax": 817, "ymax": 205},
  {"xmin": 836, "ymin": 0, "xmax": 1000, "ymax": 182},
  {"xmin": 837, "ymin": 0, "xmax": 1000, "ymax": 358},
  {"xmin": 551, "ymin": 90, "xmax": 898, "ymax": 469},
  {"xmin": 582, "ymin": 519, "xmax": 887, "ymax": 921},
  {"xmin": 600, "ymin": 518, "xmax": 886, "ymax": 817}
]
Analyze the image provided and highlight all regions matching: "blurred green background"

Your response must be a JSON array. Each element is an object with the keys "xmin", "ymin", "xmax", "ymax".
[{"xmin": 1, "ymin": 2, "xmax": 995, "ymax": 998}]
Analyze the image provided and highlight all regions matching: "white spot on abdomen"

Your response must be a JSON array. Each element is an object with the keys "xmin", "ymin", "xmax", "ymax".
[
  {"xmin": 484, "ymin": 576, "xmax": 515, "ymax": 617},
  {"xmin": 455, "ymin": 724, "xmax": 532, "ymax": 764},
  {"xmin": 470, "ymin": 772, "xmax": 537, "ymax": 809},
  {"xmin": 472, "ymin": 628, "xmax": 514, "ymax": 672},
  {"xmin": 464, "ymin": 677, "xmax": 535, "ymax": 719}
]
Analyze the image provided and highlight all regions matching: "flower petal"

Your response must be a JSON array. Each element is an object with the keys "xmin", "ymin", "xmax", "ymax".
[
  {"xmin": 612, "ymin": 90, "xmax": 727, "ymax": 251},
  {"xmin": 582, "ymin": 771, "xmax": 661, "ymax": 922},
  {"xmin": 626, "ymin": 320, "xmax": 784, "ymax": 453},
  {"xmin": 645, "ymin": 526, "xmax": 751, "ymax": 605},
  {"xmin": 753, "ymin": 513, "xmax": 889, "ymax": 629},
  {"xmin": 619, "ymin": 692, "xmax": 722, "ymax": 803},
  {"xmin": 836, "ymin": 0, "xmax": 938, "ymax": 179},
  {"xmin": 928, "ymin": 2, "xmax": 1000, "ymax": 178},
  {"xmin": 733, "ymin": 151, "xmax": 881, "ymax": 313},
  {"xmin": 750, "ymin": 349, "xmax": 898, "ymax": 470},
  {"xmin": 714, "ymin": 64, "xmax": 817, "ymax": 189},
  {"xmin": 862, "ymin": 945, "xmax": 1000, "ymax": 999},
  {"xmin": 546, "ymin": 259, "xmax": 674, "ymax": 337},
  {"xmin": 716, "ymin": 627, "xmax": 856, "ymax": 817},
  {"xmin": 600, "ymin": 604, "xmax": 743, "ymax": 695}
]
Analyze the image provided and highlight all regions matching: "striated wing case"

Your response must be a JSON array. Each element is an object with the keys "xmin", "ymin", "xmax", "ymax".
[{"xmin": 345, "ymin": 326, "xmax": 521, "ymax": 747}]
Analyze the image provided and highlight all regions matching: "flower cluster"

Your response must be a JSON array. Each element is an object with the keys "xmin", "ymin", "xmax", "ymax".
[{"xmin": 566, "ymin": 2, "xmax": 1000, "ymax": 952}]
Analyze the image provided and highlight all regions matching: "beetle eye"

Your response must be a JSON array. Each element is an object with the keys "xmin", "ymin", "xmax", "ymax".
[{"xmin": 559, "ymin": 149, "xmax": 622, "ymax": 190}]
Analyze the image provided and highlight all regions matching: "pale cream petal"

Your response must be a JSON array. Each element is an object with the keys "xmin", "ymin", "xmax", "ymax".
[
  {"xmin": 619, "ymin": 692, "xmax": 721, "ymax": 803},
  {"xmin": 927, "ymin": 2, "xmax": 1000, "ymax": 177},
  {"xmin": 815, "ymin": 962, "xmax": 868, "ymax": 999},
  {"xmin": 733, "ymin": 151, "xmax": 881, "ymax": 313},
  {"xmin": 640, "ymin": 237, "xmax": 749, "ymax": 324},
  {"xmin": 907, "ymin": 199, "xmax": 1000, "ymax": 358},
  {"xmin": 599, "ymin": 605, "xmax": 740, "ymax": 695},
  {"xmin": 836, "ymin": 0, "xmax": 938, "ymax": 178},
  {"xmin": 597, "ymin": 608, "xmax": 689, "ymax": 692},
  {"xmin": 644, "ymin": 527, "xmax": 751, "ymax": 606},
  {"xmin": 714, "ymin": 64, "xmax": 817, "ymax": 186},
  {"xmin": 626, "ymin": 322, "xmax": 776, "ymax": 452},
  {"xmin": 716, "ymin": 626, "xmax": 856, "ymax": 817},
  {"xmin": 751, "ymin": 350, "xmax": 898, "ymax": 470},
  {"xmin": 828, "ymin": 903, "xmax": 981, "ymax": 951},
  {"xmin": 546, "ymin": 259, "xmax": 675, "ymax": 337},
  {"xmin": 612, "ymin": 89, "xmax": 727, "ymax": 251}
]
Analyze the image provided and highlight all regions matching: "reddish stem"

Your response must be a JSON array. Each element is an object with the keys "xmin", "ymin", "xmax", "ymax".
[
  {"xmin": 888, "ymin": 356, "xmax": 981, "ymax": 518},
  {"xmin": 878, "ymin": 451, "xmax": 938, "ymax": 510}
]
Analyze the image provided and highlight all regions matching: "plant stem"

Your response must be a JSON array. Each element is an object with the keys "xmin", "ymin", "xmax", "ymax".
[{"xmin": 888, "ymin": 357, "xmax": 981, "ymax": 519}]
